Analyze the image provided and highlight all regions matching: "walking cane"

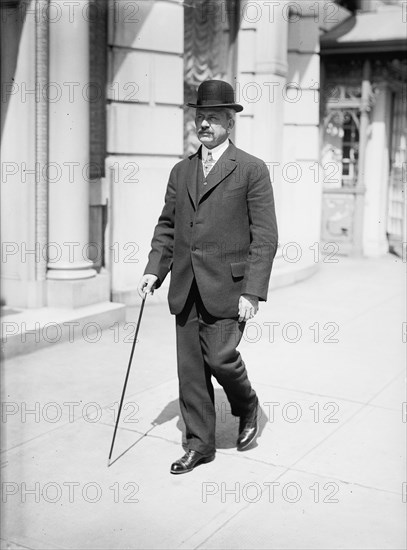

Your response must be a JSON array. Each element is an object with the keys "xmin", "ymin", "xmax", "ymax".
[{"xmin": 108, "ymin": 294, "xmax": 147, "ymax": 467}]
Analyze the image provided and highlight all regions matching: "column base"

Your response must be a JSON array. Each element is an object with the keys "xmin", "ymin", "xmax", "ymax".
[
  {"xmin": 47, "ymin": 268, "xmax": 97, "ymax": 280},
  {"xmin": 362, "ymin": 240, "xmax": 389, "ymax": 258},
  {"xmin": 47, "ymin": 271, "xmax": 110, "ymax": 309}
]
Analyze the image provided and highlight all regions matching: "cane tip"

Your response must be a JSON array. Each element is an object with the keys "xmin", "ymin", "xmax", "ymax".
[{"xmin": 107, "ymin": 459, "xmax": 111, "ymax": 468}]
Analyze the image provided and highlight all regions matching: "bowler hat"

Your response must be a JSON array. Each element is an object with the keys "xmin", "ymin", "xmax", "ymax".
[{"xmin": 187, "ymin": 80, "xmax": 243, "ymax": 112}]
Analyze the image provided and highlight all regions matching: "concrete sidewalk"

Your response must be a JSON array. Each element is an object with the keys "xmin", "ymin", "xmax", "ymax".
[{"xmin": 1, "ymin": 255, "xmax": 406, "ymax": 550}]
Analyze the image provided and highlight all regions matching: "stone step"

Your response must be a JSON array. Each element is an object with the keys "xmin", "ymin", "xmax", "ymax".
[{"xmin": 1, "ymin": 301, "xmax": 126, "ymax": 359}]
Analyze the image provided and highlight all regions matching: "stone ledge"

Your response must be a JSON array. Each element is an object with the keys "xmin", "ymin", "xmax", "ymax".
[
  {"xmin": 270, "ymin": 261, "xmax": 319, "ymax": 289},
  {"xmin": 1, "ymin": 301, "xmax": 126, "ymax": 359}
]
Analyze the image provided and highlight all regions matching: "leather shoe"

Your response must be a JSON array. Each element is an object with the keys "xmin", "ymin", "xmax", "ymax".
[
  {"xmin": 170, "ymin": 450, "xmax": 215, "ymax": 475},
  {"xmin": 237, "ymin": 397, "xmax": 259, "ymax": 451}
]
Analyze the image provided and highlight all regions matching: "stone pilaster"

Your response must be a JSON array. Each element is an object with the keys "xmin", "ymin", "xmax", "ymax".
[{"xmin": 47, "ymin": 0, "xmax": 96, "ymax": 282}]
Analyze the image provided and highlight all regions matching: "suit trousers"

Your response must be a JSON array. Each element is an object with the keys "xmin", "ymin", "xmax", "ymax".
[{"xmin": 175, "ymin": 279, "xmax": 257, "ymax": 455}]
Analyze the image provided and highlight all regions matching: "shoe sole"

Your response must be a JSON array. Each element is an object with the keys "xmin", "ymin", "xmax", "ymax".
[
  {"xmin": 237, "ymin": 425, "xmax": 259, "ymax": 451},
  {"xmin": 170, "ymin": 454, "xmax": 215, "ymax": 475}
]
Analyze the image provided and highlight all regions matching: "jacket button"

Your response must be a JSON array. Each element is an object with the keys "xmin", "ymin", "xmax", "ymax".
[{"xmin": 190, "ymin": 222, "xmax": 193, "ymax": 227}]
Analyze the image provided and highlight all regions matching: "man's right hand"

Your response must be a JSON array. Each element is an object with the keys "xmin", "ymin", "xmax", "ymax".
[{"xmin": 137, "ymin": 274, "xmax": 158, "ymax": 299}]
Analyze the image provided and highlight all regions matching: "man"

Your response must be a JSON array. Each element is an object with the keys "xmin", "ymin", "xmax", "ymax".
[{"xmin": 138, "ymin": 80, "xmax": 278, "ymax": 474}]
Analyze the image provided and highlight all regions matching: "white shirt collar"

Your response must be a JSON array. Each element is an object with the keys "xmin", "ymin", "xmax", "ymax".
[{"xmin": 201, "ymin": 139, "xmax": 230, "ymax": 162}]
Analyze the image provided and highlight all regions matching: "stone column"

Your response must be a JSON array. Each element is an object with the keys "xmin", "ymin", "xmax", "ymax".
[
  {"xmin": 268, "ymin": 2, "xmax": 321, "ymax": 285},
  {"xmin": 362, "ymin": 83, "xmax": 391, "ymax": 256},
  {"xmin": 47, "ymin": 0, "xmax": 96, "ymax": 281},
  {"xmin": 353, "ymin": 59, "xmax": 371, "ymax": 255},
  {"xmin": 235, "ymin": 1, "xmax": 291, "ymax": 288},
  {"xmin": 35, "ymin": 0, "xmax": 49, "ymax": 300},
  {"xmin": 282, "ymin": 5, "xmax": 322, "ymax": 256},
  {"xmin": 235, "ymin": 0, "xmax": 288, "ymax": 167}
]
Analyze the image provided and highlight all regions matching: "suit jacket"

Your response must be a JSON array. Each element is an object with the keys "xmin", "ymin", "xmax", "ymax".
[{"xmin": 144, "ymin": 141, "xmax": 278, "ymax": 318}]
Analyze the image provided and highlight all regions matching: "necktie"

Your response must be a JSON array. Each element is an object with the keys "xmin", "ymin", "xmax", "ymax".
[{"xmin": 203, "ymin": 151, "xmax": 215, "ymax": 178}]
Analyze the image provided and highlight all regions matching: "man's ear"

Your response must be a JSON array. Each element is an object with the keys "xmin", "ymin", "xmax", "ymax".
[{"xmin": 228, "ymin": 118, "xmax": 235, "ymax": 132}]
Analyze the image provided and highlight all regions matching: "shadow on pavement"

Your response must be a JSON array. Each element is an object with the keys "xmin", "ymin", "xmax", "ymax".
[{"xmin": 151, "ymin": 388, "xmax": 268, "ymax": 450}]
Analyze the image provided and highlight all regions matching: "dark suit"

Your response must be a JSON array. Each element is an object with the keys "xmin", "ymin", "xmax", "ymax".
[{"xmin": 145, "ymin": 141, "xmax": 278, "ymax": 453}]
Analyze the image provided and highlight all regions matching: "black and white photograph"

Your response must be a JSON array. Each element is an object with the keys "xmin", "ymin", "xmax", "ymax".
[{"xmin": 1, "ymin": 0, "xmax": 406, "ymax": 548}]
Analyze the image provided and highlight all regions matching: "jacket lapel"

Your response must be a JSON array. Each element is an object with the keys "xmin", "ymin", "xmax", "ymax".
[
  {"xmin": 199, "ymin": 142, "xmax": 237, "ymax": 203},
  {"xmin": 186, "ymin": 142, "xmax": 238, "ymax": 209},
  {"xmin": 186, "ymin": 150, "xmax": 200, "ymax": 210}
]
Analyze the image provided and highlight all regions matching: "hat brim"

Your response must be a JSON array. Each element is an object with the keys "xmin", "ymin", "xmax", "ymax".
[{"xmin": 187, "ymin": 102, "xmax": 243, "ymax": 113}]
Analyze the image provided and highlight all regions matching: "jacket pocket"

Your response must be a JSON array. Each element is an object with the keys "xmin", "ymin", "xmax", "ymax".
[{"xmin": 230, "ymin": 261, "xmax": 246, "ymax": 279}]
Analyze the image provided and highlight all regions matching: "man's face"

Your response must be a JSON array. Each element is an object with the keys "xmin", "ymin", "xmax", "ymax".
[{"xmin": 195, "ymin": 108, "xmax": 234, "ymax": 149}]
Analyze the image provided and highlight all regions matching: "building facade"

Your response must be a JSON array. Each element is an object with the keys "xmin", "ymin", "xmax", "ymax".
[
  {"xmin": 321, "ymin": 0, "xmax": 406, "ymax": 257},
  {"xmin": 1, "ymin": 0, "xmax": 405, "ymax": 321}
]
